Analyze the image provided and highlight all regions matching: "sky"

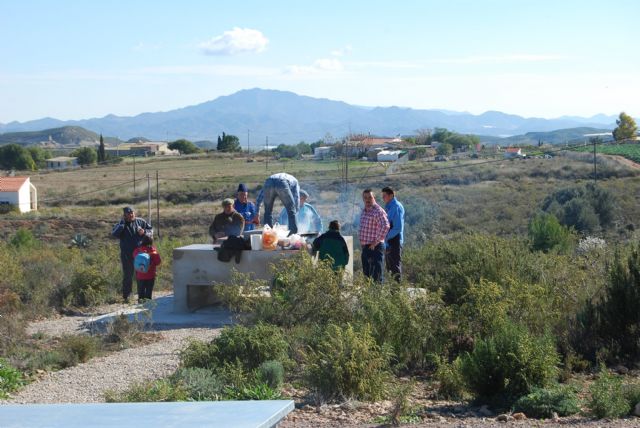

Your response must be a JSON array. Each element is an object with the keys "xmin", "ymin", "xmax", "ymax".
[{"xmin": 1, "ymin": 0, "xmax": 639, "ymax": 123}]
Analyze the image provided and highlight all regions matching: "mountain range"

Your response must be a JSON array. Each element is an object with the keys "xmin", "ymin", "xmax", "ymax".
[{"xmin": 0, "ymin": 88, "xmax": 622, "ymax": 145}]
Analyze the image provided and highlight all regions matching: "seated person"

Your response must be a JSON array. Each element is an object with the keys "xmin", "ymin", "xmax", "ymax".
[
  {"xmin": 234, "ymin": 183, "xmax": 259, "ymax": 231},
  {"xmin": 312, "ymin": 220, "xmax": 349, "ymax": 271},
  {"xmin": 209, "ymin": 198, "xmax": 245, "ymax": 243},
  {"xmin": 278, "ymin": 189, "xmax": 322, "ymax": 234}
]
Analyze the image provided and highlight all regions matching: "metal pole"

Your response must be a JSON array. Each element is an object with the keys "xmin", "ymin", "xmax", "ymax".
[
  {"xmin": 593, "ymin": 138, "xmax": 597, "ymax": 185},
  {"xmin": 147, "ymin": 172, "xmax": 151, "ymax": 224},
  {"xmin": 156, "ymin": 170, "xmax": 160, "ymax": 240},
  {"xmin": 247, "ymin": 129, "xmax": 250, "ymax": 153},
  {"xmin": 133, "ymin": 156, "xmax": 136, "ymax": 195},
  {"xmin": 266, "ymin": 136, "xmax": 269, "ymax": 171}
]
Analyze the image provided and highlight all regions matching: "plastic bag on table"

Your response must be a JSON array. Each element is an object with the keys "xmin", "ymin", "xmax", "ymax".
[
  {"xmin": 262, "ymin": 224, "xmax": 278, "ymax": 251},
  {"xmin": 288, "ymin": 234, "xmax": 304, "ymax": 249}
]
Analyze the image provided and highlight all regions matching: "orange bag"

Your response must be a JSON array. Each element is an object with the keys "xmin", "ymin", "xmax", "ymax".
[{"xmin": 262, "ymin": 225, "xmax": 278, "ymax": 251}]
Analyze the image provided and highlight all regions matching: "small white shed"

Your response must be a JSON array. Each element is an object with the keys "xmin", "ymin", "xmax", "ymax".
[
  {"xmin": 377, "ymin": 150, "xmax": 404, "ymax": 162},
  {"xmin": 0, "ymin": 176, "xmax": 38, "ymax": 213}
]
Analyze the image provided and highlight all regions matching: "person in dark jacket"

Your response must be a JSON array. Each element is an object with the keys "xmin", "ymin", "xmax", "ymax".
[
  {"xmin": 111, "ymin": 206, "xmax": 153, "ymax": 302},
  {"xmin": 312, "ymin": 220, "xmax": 349, "ymax": 271}
]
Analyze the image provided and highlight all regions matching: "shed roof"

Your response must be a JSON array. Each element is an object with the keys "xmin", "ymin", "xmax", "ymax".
[{"xmin": 0, "ymin": 176, "xmax": 29, "ymax": 192}]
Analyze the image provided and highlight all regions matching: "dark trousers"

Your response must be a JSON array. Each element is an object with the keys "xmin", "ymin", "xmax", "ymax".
[
  {"xmin": 136, "ymin": 278, "xmax": 155, "ymax": 300},
  {"xmin": 120, "ymin": 252, "xmax": 134, "ymax": 300},
  {"xmin": 385, "ymin": 235, "xmax": 402, "ymax": 282},
  {"xmin": 362, "ymin": 243, "xmax": 385, "ymax": 283}
]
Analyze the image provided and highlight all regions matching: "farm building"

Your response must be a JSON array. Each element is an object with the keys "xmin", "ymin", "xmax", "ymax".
[
  {"xmin": 0, "ymin": 176, "xmax": 38, "ymax": 213},
  {"xmin": 504, "ymin": 147, "xmax": 526, "ymax": 159},
  {"xmin": 46, "ymin": 156, "xmax": 79, "ymax": 170},
  {"xmin": 377, "ymin": 150, "xmax": 406, "ymax": 162}
]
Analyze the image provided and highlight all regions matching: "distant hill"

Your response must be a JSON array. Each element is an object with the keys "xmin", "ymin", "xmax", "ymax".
[
  {"xmin": 0, "ymin": 126, "xmax": 100, "ymax": 146},
  {"xmin": 479, "ymin": 127, "xmax": 614, "ymax": 146},
  {"xmin": 0, "ymin": 88, "xmax": 623, "ymax": 145}
]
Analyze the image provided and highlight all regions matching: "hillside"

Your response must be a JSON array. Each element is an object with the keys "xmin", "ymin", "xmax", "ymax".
[
  {"xmin": 0, "ymin": 88, "xmax": 619, "ymax": 145},
  {"xmin": 479, "ymin": 127, "xmax": 613, "ymax": 146},
  {"xmin": 0, "ymin": 126, "xmax": 100, "ymax": 147}
]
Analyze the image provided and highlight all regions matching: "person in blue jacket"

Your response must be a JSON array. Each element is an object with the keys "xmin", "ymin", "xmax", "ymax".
[
  {"xmin": 381, "ymin": 187, "xmax": 405, "ymax": 282},
  {"xmin": 234, "ymin": 183, "xmax": 259, "ymax": 232},
  {"xmin": 278, "ymin": 189, "xmax": 322, "ymax": 234},
  {"xmin": 256, "ymin": 172, "xmax": 300, "ymax": 234},
  {"xmin": 111, "ymin": 206, "xmax": 153, "ymax": 302}
]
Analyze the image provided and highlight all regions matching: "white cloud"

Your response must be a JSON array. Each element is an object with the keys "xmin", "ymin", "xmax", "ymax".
[
  {"xmin": 286, "ymin": 58, "xmax": 344, "ymax": 75},
  {"xmin": 199, "ymin": 27, "xmax": 268, "ymax": 55},
  {"xmin": 431, "ymin": 54, "xmax": 566, "ymax": 64}
]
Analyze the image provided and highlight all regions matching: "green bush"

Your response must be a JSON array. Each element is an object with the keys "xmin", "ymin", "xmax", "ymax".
[
  {"xmin": 62, "ymin": 267, "xmax": 111, "ymax": 307},
  {"xmin": 0, "ymin": 358, "xmax": 24, "ymax": 398},
  {"xmin": 171, "ymin": 367, "xmax": 225, "ymax": 401},
  {"xmin": 587, "ymin": 366, "xmax": 630, "ymax": 419},
  {"xmin": 542, "ymin": 183, "xmax": 616, "ymax": 233},
  {"xmin": 10, "ymin": 228, "xmax": 37, "ymax": 249},
  {"xmin": 434, "ymin": 358, "xmax": 466, "ymax": 400},
  {"xmin": 180, "ymin": 339, "xmax": 218, "ymax": 369},
  {"xmin": 211, "ymin": 324, "xmax": 289, "ymax": 371},
  {"xmin": 58, "ymin": 334, "xmax": 100, "ymax": 367},
  {"xmin": 459, "ymin": 321, "xmax": 559, "ymax": 400},
  {"xmin": 104, "ymin": 314, "xmax": 145, "ymax": 348},
  {"xmin": 258, "ymin": 360, "xmax": 284, "ymax": 389},
  {"xmin": 225, "ymin": 382, "xmax": 282, "ymax": 400},
  {"xmin": 105, "ymin": 379, "xmax": 188, "ymax": 402},
  {"xmin": 528, "ymin": 212, "xmax": 574, "ymax": 254},
  {"xmin": 305, "ymin": 323, "xmax": 391, "ymax": 401},
  {"xmin": 513, "ymin": 385, "xmax": 580, "ymax": 418},
  {"xmin": 354, "ymin": 284, "xmax": 452, "ymax": 371}
]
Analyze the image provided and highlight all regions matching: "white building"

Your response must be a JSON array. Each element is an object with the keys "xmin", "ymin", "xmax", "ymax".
[
  {"xmin": 46, "ymin": 156, "xmax": 79, "ymax": 169},
  {"xmin": 0, "ymin": 176, "xmax": 38, "ymax": 213},
  {"xmin": 377, "ymin": 150, "xmax": 405, "ymax": 162},
  {"xmin": 313, "ymin": 146, "xmax": 333, "ymax": 160}
]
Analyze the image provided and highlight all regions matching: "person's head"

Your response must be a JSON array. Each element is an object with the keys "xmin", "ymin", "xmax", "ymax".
[
  {"xmin": 237, "ymin": 183, "xmax": 248, "ymax": 204},
  {"xmin": 362, "ymin": 189, "xmax": 376, "ymax": 208},
  {"xmin": 381, "ymin": 186, "xmax": 395, "ymax": 204},
  {"xmin": 123, "ymin": 206, "xmax": 136, "ymax": 221},
  {"xmin": 329, "ymin": 220, "xmax": 340, "ymax": 231},
  {"xmin": 222, "ymin": 198, "xmax": 234, "ymax": 215},
  {"xmin": 141, "ymin": 235, "xmax": 153, "ymax": 247},
  {"xmin": 299, "ymin": 189, "xmax": 309, "ymax": 207}
]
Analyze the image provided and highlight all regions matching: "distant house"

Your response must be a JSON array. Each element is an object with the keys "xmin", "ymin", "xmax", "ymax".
[
  {"xmin": 504, "ymin": 147, "xmax": 525, "ymax": 159},
  {"xmin": 346, "ymin": 136, "xmax": 402, "ymax": 157},
  {"xmin": 105, "ymin": 141, "xmax": 179, "ymax": 157},
  {"xmin": 313, "ymin": 146, "xmax": 333, "ymax": 160},
  {"xmin": 0, "ymin": 176, "xmax": 37, "ymax": 213},
  {"xmin": 377, "ymin": 150, "xmax": 406, "ymax": 162},
  {"xmin": 46, "ymin": 156, "xmax": 79, "ymax": 170}
]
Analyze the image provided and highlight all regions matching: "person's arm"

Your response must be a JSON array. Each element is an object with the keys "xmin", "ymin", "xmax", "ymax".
[
  {"xmin": 291, "ymin": 183, "xmax": 300, "ymax": 210},
  {"xmin": 386, "ymin": 205, "xmax": 401, "ymax": 242},
  {"xmin": 140, "ymin": 219, "xmax": 153, "ymax": 237},
  {"xmin": 376, "ymin": 208, "xmax": 391, "ymax": 244},
  {"xmin": 111, "ymin": 219, "xmax": 125, "ymax": 238}
]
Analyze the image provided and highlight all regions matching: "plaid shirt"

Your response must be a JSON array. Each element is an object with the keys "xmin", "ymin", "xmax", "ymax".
[{"xmin": 358, "ymin": 203, "xmax": 390, "ymax": 246}]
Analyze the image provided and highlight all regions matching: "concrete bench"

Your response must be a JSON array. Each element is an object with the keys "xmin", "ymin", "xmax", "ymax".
[
  {"xmin": 0, "ymin": 400, "xmax": 295, "ymax": 428},
  {"xmin": 172, "ymin": 238, "xmax": 354, "ymax": 313}
]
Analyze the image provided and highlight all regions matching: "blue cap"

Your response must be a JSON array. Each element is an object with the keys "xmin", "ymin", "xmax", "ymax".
[
  {"xmin": 237, "ymin": 183, "xmax": 248, "ymax": 192},
  {"xmin": 123, "ymin": 206, "xmax": 134, "ymax": 214}
]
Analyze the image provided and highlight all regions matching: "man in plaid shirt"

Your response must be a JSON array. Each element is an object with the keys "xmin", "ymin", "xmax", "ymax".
[{"xmin": 358, "ymin": 189, "xmax": 390, "ymax": 282}]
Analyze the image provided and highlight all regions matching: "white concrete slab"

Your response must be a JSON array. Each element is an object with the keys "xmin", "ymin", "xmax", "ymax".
[
  {"xmin": 0, "ymin": 400, "xmax": 295, "ymax": 428},
  {"xmin": 84, "ymin": 294, "xmax": 234, "ymax": 333}
]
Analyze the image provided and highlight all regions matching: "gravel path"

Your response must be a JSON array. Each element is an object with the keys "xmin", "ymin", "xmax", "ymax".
[{"xmin": 2, "ymin": 299, "xmax": 220, "ymax": 405}]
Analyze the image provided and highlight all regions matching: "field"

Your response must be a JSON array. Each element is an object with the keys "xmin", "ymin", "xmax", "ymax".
[{"xmin": 575, "ymin": 142, "xmax": 640, "ymax": 163}]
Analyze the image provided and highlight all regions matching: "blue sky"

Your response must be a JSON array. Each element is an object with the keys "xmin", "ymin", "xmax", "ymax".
[{"xmin": 1, "ymin": 0, "xmax": 638, "ymax": 122}]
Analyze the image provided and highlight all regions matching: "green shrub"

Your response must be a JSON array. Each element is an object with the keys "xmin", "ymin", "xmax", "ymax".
[
  {"xmin": 10, "ymin": 228, "xmax": 37, "ymax": 249},
  {"xmin": 104, "ymin": 314, "xmax": 144, "ymax": 347},
  {"xmin": 218, "ymin": 253, "xmax": 353, "ymax": 327},
  {"xmin": 24, "ymin": 349, "xmax": 66, "ymax": 372},
  {"xmin": 542, "ymin": 183, "xmax": 616, "ymax": 233},
  {"xmin": 513, "ymin": 385, "xmax": 580, "ymax": 418},
  {"xmin": 180, "ymin": 339, "xmax": 218, "ymax": 369},
  {"xmin": 58, "ymin": 335, "xmax": 100, "ymax": 367},
  {"xmin": 354, "ymin": 284, "xmax": 452, "ymax": 371},
  {"xmin": 305, "ymin": 323, "xmax": 391, "ymax": 401},
  {"xmin": 460, "ymin": 321, "xmax": 559, "ymax": 400},
  {"xmin": 62, "ymin": 267, "xmax": 111, "ymax": 307},
  {"xmin": 105, "ymin": 379, "xmax": 188, "ymax": 402},
  {"xmin": 212, "ymin": 324, "xmax": 289, "ymax": 371},
  {"xmin": 171, "ymin": 367, "xmax": 225, "ymax": 401},
  {"xmin": 528, "ymin": 212, "xmax": 574, "ymax": 254},
  {"xmin": 587, "ymin": 366, "xmax": 630, "ymax": 419},
  {"xmin": 434, "ymin": 358, "xmax": 466, "ymax": 400},
  {"xmin": 258, "ymin": 360, "xmax": 284, "ymax": 389},
  {"xmin": 225, "ymin": 382, "xmax": 282, "ymax": 400},
  {"xmin": 0, "ymin": 358, "xmax": 24, "ymax": 398}
]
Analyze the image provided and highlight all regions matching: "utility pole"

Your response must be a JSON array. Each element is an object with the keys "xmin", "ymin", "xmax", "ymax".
[
  {"xmin": 156, "ymin": 170, "xmax": 160, "ymax": 240},
  {"xmin": 147, "ymin": 173, "xmax": 151, "ymax": 225},
  {"xmin": 266, "ymin": 136, "xmax": 269, "ymax": 171},
  {"xmin": 593, "ymin": 138, "xmax": 597, "ymax": 185},
  {"xmin": 247, "ymin": 129, "xmax": 250, "ymax": 153},
  {"xmin": 133, "ymin": 156, "xmax": 136, "ymax": 195}
]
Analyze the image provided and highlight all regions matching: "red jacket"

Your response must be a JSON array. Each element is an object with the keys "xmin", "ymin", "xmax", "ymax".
[{"xmin": 132, "ymin": 245, "xmax": 161, "ymax": 280}]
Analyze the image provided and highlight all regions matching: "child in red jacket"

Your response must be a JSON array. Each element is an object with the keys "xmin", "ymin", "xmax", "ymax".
[{"xmin": 132, "ymin": 235, "xmax": 161, "ymax": 303}]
